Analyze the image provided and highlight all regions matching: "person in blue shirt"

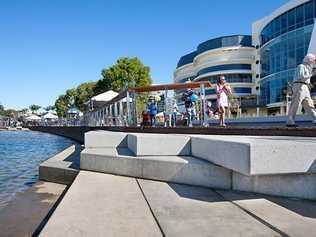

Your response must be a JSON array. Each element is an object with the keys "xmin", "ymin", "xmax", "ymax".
[{"xmin": 148, "ymin": 99, "xmax": 157, "ymax": 127}]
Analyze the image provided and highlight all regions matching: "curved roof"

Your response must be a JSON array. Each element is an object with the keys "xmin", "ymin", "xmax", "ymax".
[
  {"xmin": 177, "ymin": 51, "xmax": 197, "ymax": 68},
  {"xmin": 176, "ymin": 35, "xmax": 253, "ymax": 69},
  {"xmin": 197, "ymin": 35, "xmax": 252, "ymax": 55}
]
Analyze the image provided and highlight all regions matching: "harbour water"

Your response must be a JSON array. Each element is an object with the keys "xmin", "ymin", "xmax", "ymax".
[{"xmin": 0, "ymin": 131, "xmax": 74, "ymax": 209}]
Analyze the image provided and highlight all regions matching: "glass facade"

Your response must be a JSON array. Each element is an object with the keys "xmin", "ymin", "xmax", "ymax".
[
  {"xmin": 177, "ymin": 51, "xmax": 197, "ymax": 68},
  {"xmin": 176, "ymin": 35, "xmax": 252, "ymax": 69},
  {"xmin": 197, "ymin": 73, "xmax": 252, "ymax": 84},
  {"xmin": 261, "ymin": 1, "xmax": 315, "ymax": 46},
  {"xmin": 259, "ymin": 0, "xmax": 315, "ymax": 105},
  {"xmin": 205, "ymin": 87, "xmax": 251, "ymax": 96},
  {"xmin": 197, "ymin": 35, "xmax": 252, "ymax": 55},
  {"xmin": 197, "ymin": 64, "xmax": 251, "ymax": 77}
]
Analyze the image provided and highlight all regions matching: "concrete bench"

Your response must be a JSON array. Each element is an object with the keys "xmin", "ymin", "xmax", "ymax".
[
  {"xmin": 128, "ymin": 133, "xmax": 191, "ymax": 156},
  {"xmin": 84, "ymin": 130, "xmax": 127, "ymax": 148},
  {"xmin": 191, "ymin": 135, "xmax": 316, "ymax": 175},
  {"xmin": 81, "ymin": 147, "xmax": 231, "ymax": 189}
]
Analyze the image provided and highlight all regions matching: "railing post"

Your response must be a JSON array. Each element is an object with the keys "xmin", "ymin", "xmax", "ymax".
[
  {"xmin": 126, "ymin": 90, "xmax": 132, "ymax": 126},
  {"xmin": 200, "ymin": 83, "xmax": 207, "ymax": 127}
]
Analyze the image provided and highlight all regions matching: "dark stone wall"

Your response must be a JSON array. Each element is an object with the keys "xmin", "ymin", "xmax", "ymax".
[
  {"xmin": 28, "ymin": 126, "xmax": 91, "ymax": 144},
  {"xmin": 28, "ymin": 126, "xmax": 316, "ymax": 143}
]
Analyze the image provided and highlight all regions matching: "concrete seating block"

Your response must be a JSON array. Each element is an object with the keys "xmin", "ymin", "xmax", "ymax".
[
  {"xmin": 81, "ymin": 148, "xmax": 143, "ymax": 178},
  {"xmin": 84, "ymin": 130, "xmax": 127, "ymax": 148},
  {"xmin": 80, "ymin": 147, "xmax": 231, "ymax": 190},
  {"xmin": 191, "ymin": 135, "xmax": 316, "ymax": 175},
  {"xmin": 142, "ymin": 156, "xmax": 231, "ymax": 189},
  {"xmin": 232, "ymin": 171, "xmax": 316, "ymax": 200},
  {"xmin": 128, "ymin": 133, "xmax": 191, "ymax": 156}
]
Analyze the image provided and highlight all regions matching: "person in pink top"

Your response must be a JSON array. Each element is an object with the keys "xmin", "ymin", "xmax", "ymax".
[{"xmin": 216, "ymin": 76, "xmax": 232, "ymax": 127}]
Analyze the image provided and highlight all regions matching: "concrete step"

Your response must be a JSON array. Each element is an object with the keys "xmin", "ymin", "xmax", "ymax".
[
  {"xmin": 138, "ymin": 179, "xmax": 280, "ymax": 237},
  {"xmin": 80, "ymin": 147, "xmax": 231, "ymax": 189},
  {"xmin": 128, "ymin": 133, "xmax": 191, "ymax": 156},
  {"xmin": 39, "ymin": 171, "xmax": 162, "ymax": 237},
  {"xmin": 84, "ymin": 130, "xmax": 127, "ymax": 148},
  {"xmin": 232, "ymin": 171, "xmax": 316, "ymax": 200},
  {"xmin": 39, "ymin": 145, "xmax": 81, "ymax": 185},
  {"xmin": 191, "ymin": 135, "xmax": 316, "ymax": 175}
]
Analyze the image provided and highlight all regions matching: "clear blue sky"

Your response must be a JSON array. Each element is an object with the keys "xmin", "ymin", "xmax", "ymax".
[{"xmin": 0, "ymin": 0, "xmax": 289, "ymax": 109}]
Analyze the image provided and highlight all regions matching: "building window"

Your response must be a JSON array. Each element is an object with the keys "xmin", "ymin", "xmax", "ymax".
[
  {"xmin": 197, "ymin": 64, "xmax": 251, "ymax": 76},
  {"xmin": 260, "ymin": 1, "xmax": 315, "ymax": 46}
]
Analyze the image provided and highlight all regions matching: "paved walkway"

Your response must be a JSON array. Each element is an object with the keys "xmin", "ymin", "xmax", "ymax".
[
  {"xmin": 0, "ymin": 181, "xmax": 66, "ymax": 237},
  {"xmin": 40, "ymin": 171, "xmax": 316, "ymax": 237}
]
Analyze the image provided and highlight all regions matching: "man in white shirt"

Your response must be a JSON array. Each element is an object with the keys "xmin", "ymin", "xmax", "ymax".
[{"xmin": 287, "ymin": 53, "xmax": 316, "ymax": 127}]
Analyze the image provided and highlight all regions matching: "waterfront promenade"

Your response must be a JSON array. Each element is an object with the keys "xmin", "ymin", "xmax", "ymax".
[
  {"xmin": 1, "ymin": 129, "xmax": 316, "ymax": 236},
  {"xmin": 40, "ymin": 171, "xmax": 316, "ymax": 237},
  {"xmin": 39, "ymin": 130, "xmax": 316, "ymax": 236}
]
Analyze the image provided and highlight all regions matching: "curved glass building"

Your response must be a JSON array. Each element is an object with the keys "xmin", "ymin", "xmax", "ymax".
[
  {"xmin": 174, "ymin": 35, "xmax": 256, "ymax": 115},
  {"xmin": 174, "ymin": 0, "xmax": 316, "ymax": 117},
  {"xmin": 253, "ymin": 0, "xmax": 316, "ymax": 115}
]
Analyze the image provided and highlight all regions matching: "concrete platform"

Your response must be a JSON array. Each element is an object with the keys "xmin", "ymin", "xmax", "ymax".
[
  {"xmin": 138, "ymin": 179, "xmax": 280, "ymax": 237},
  {"xmin": 84, "ymin": 130, "xmax": 127, "ymax": 148},
  {"xmin": 128, "ymin": 133, "xmax": 191, "ymax": 156},
  {"xmin": 80, "ymin": 147, "xmax": 231, "ymax": 189},
  {"xmin": 191, "ymin": 135, "xmax": 316, "ymax": 175},
  {"xmin": 39, "ymin": 145, "xmax": 81, "ymax": 185},
  {"xmin": 39, "ymin": 172, "xmax": 316, "ymax": 236},
  {"xmin": 39, "ymin": 171, "xmax": 162, "ymax": 237},
  {"xmin": 218, "ymin": 190, "xmax": 316, "ymax": 237},
  {"xmin": 232, "ymin": 171, "xmax": 316, "ymax": 200}
]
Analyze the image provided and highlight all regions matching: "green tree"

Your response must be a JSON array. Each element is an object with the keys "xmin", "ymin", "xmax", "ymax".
[
  {"xmin": 94, "ymin": 57, "xmax": 152, "ymax": 95},
  {"xmin": 74, "ymin": 82, "xmax": 96, "ymax": 112},
  {"xmin": 55, "ymin": 95, "xmax": 69, "ymax": 117},
  {"xmin": 0, "ymin": 103, "xmax": 4, "ymax": 112},
  {"xmin": 29, "ymin": 104, "xmax": 41, "ymax": 114},
  {"xmin": 54, "ymin": 82, "xmax": 96, "ymax": 117}
]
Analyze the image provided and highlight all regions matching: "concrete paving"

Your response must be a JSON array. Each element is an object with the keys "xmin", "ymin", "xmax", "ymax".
[
  {"xmin": 0, "ymin": 181, "xmax": 66, "ymax": 237},
  {"xmin": 39, "ymin": 171, "xmax": 316, "ymax": 236},
  {"xmin": 138, "ymin": 179, "xmax": 280, "ymax": 237},
  {"xmin": 217, "ymin": 190, "xmax": 316, "ymax": 237},
  {"xmin": 39, "ymin": 171, "xmax": 162, "ymax": 237}
]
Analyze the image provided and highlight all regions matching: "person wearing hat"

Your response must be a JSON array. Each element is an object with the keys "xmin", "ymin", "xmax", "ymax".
[{"xmin": 287, "ymin": 53, "xmax": 316, "ymax": 127}]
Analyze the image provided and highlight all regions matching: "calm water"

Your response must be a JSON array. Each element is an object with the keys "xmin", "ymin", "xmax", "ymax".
[{"xmin": 0, "ymin": 131, "xmax": 74, "ymax": 208}]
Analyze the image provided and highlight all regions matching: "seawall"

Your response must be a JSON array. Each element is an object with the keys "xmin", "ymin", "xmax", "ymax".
[{"xmin": 28, "ymin": 126, "xmax": 316, "ymax": 143}]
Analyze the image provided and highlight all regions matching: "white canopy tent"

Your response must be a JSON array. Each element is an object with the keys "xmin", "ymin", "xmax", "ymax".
[
  {"xmin": 90, "ymin": 90, "xmax": 119, "ymax": 102},
  {"xmin": 43, "ymin": 112, "xmax": 58, "ymax": 120},
  {"xmin": 25, "ymin": 114, "xmax": 42, "ymax": 121}
]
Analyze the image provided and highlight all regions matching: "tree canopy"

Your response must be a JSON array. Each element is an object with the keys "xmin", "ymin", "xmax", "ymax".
[
  {"xmin": 29, "ymin": 104, "xmax": 41, "ymax": 113},
  {"xmin": 94, "ymin": 57, "xmax": 152, "ymax": 95},
  {"xmin": 54, "ymin": 57, "xmax": 152, "ymax": 118},
  {"xmin": 55, "ymin": 82, "xmax": 96, "ymax": 117}
]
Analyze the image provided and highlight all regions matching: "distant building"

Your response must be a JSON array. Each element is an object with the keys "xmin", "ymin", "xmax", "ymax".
[
  {"xmin": 253, "ymin": 0, "xmax": 316, "ymax": 115},
  {"xmin": 174, "ymin": 0, "xmax": 316, "ymax": 117}
]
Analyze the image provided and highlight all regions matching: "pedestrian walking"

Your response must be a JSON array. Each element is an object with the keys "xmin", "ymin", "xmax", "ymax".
[
  {"xmin": 287, "ymin": 53, "xmax": 316, "ymax": 127},
  {"xmin": 216, "ymin": 76, "xmax": 232, "ymax": 127}
]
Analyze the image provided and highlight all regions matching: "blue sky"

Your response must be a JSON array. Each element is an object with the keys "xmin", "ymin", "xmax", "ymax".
[{"xmin": 0, "ymin": 0, "xmax": 289, "ymax": 109}]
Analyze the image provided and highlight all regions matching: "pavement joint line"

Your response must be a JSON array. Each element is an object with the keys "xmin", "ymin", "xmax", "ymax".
[
  {"xmin": 213, "ymin": 190, "xmax": 290, "ymax": 237},
  {"xmin": 136, "ymin": 179, "xmax": 166, "ymax": 237}
]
